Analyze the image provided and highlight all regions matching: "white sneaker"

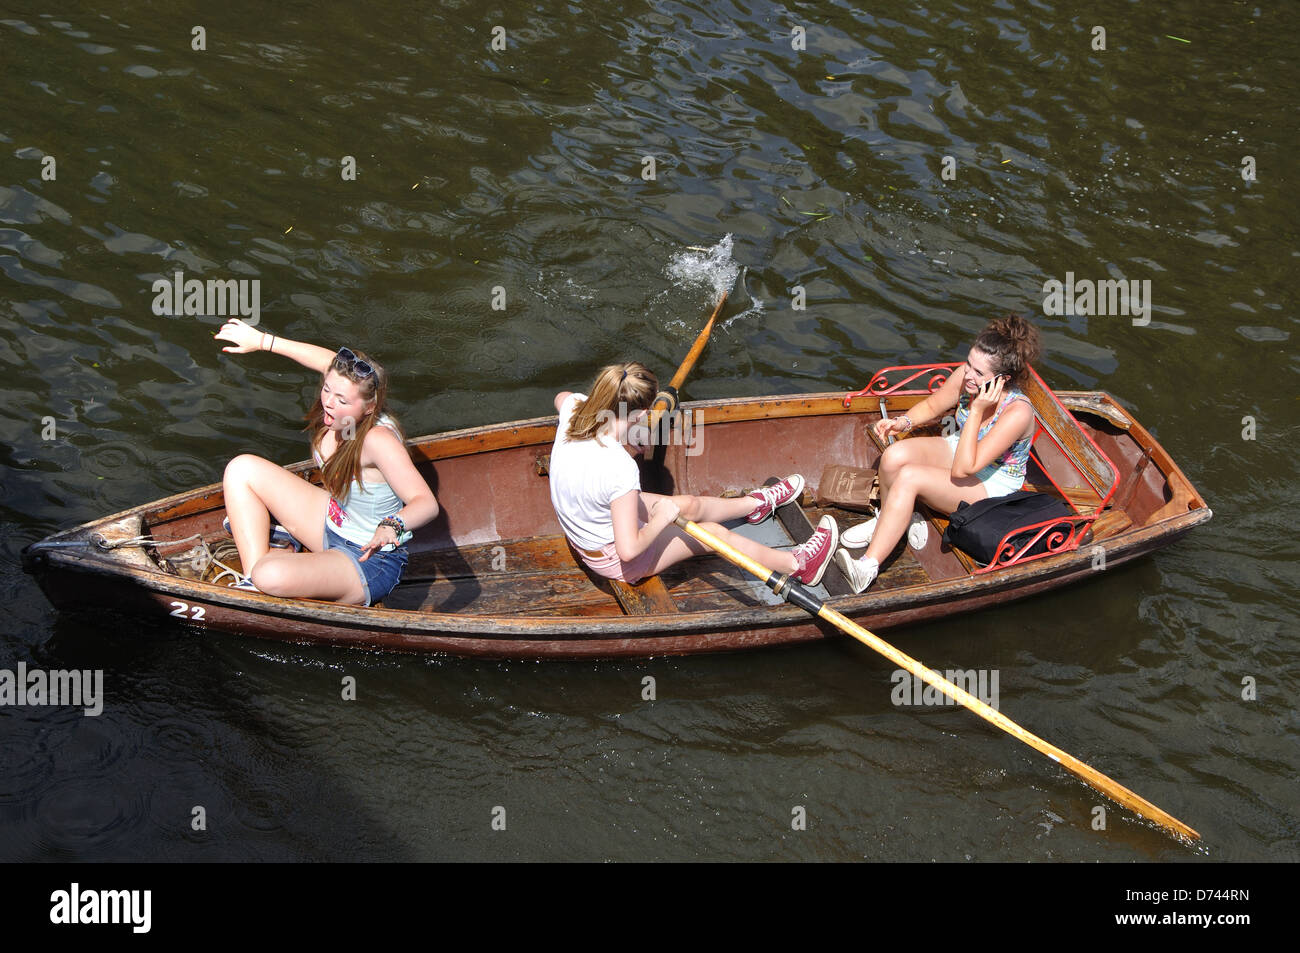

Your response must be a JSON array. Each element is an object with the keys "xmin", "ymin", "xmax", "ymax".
[
  {"xmin": 835, "ymin": 550, "xmax": 878, "ymax": 594},
  {"xmin": 211, "ymin": 568, "xmax": 259, "ymax": 592},
  {"xmin": 840, "ymin": 516, "xmax": 877, "ymax": 549},
  {"xmin": 907, "ymin": 513, "xmax": 929, "ymax": 550}
]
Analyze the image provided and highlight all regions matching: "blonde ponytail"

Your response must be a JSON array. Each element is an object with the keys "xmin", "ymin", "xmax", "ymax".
[{"xmin": 566, "ymin": 362, "xmax": 658, "ymax": 442}]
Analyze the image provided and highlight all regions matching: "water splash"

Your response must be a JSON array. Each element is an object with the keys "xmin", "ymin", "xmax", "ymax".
[
  {"xmin": 665, "ymin": 234, "xmax": 739, "ymax": 305},
  {"xmin": 661, "ymin": 234, "xmax": 762, "ymax": 330}
]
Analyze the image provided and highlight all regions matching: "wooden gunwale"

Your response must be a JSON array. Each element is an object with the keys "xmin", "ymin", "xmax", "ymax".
[{"xmin": 23, "ymin": 390, "xmax": 1210, "ymax": 657}]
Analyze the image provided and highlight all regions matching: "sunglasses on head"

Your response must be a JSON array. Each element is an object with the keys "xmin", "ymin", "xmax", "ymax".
[{"xmin": 333, "ymin": 346, "xmax": 374, "ymax": 380}]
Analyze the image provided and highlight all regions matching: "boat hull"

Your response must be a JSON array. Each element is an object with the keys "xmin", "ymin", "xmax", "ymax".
[{"xmin": 22, "ymin": 390, "xmax": 1211, "ymax": 660}]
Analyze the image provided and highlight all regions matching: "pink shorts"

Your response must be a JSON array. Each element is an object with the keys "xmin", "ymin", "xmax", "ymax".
[{"xmin": 574, "ymin": 539, "xmax": 660, "ymax": 584}]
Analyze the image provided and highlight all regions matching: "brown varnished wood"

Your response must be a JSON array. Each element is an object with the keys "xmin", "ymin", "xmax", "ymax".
[
  {"xmin": 1111, "ymin": 447, "xmax": 1154, "ymax": 515},
  {"xmin": 1055, "ymin": 391, "xmax": 1132, "ymax": 430},
  {"xmin": 1085, "ymin": 510, "xmax": 1134, "ymax": 542},
  {"xmin": 1022, "ymin": 481, "xmax": 1103, "ymax": 511},
  {"xmin": 1019, "ymin": 372, "xmax": 1117, "ymax": 499}
]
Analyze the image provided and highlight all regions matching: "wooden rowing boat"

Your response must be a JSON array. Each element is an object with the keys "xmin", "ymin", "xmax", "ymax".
[{"xmin": 22, "ymin": 366, "xmax": 1211, "ymax": 659}]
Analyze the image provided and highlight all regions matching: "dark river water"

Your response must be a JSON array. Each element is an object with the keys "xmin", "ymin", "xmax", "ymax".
[{"xmin": 1, "ymin": 1, "xmax": 1296, "ymax": 864}]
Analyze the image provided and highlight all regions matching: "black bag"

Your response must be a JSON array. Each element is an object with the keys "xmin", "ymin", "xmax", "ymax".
[{"xmin": 942, "ymin": 491, "xmax": 1076, "ymax": 566}]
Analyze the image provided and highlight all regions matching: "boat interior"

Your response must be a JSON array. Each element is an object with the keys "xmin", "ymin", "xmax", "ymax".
[{"xmin": 139, "ymin": 367, "xmax": 1199, "ymax": 620}]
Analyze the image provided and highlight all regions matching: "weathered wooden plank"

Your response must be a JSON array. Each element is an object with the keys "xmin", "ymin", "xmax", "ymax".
[
  {"xmin": 1055, "ymin": 391, "xmax": 1132, "ymax": 430},
  {"xmin": 384, "ymin": 567, "xmax": 621, "ymax": 617},
  {"xmin": 1085, "ymin": 510, "xmax": 1133, "ymax": 542},
  {"xmin": 1022, "ymin": 481, "xmax": 1102, "ymax": 512},
  {"xmin": 610, "ymin": 575, "xmax": 681, "ymax": 615},
  {"xmin": 404, "ymin": 535, "xmax": 581, "ymax": 580},
  {"xmin": 1020, "ymin": 371, "xmax": 1117, "ymax": 499}
]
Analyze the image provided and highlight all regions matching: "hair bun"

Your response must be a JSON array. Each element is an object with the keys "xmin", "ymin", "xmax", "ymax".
[{"xmin": 972, "ymin": 314, "xmax": 1040, "ymax": 385}]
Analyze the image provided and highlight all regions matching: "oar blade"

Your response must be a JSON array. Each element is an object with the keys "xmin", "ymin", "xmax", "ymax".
[{"xmin": 676, "ymin": 517, "xmax": 1200, "ymax": 844}]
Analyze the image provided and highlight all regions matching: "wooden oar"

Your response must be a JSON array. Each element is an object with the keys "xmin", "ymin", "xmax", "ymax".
[
  {"xmin": 648, "ymin": 290, "xmax": 728, "ymax": 432},
  {"xmin": 673, "ymin": 515, "xmax": 1201, "ymax": 844}
]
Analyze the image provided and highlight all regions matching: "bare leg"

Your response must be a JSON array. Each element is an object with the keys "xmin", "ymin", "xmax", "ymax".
[
  {"xmin": 222, "ymin": 453, "xmax": 330, "ymax": 573},
  {"xmin": 876, "ymin": 436, "xmax": 953, "ymax": 508},
  {"xmin": 250, "ymin": 549, "xmax": 367, "ymax": 604},
  {"xmin": 639, "ymin": 493, "xmax": 799, "ymax": 573},
  {"xmin": 865, "ymin": 462, "xmax": 987, "ymax": 564},
  {"xmin": 644, "ymin": 491, "xmax": 759, "ymax": 520}
]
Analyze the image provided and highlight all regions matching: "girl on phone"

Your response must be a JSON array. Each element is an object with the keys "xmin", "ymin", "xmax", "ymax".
[
  {"xmin": 836, "ymin": 315, "xmax": 1040, "ymax": 593},
  {"xmin": 214, "ymin": 318, "xmax": 439, "ymax": 604},
  {"xmin": 550, "ymin": 362, "xmax": 839, "ymax": 587}
]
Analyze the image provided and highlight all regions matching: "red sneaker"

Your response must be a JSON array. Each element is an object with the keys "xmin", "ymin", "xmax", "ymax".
[
  {"xmin": 746, "ymin": 474, "xmax": 806, "ymax": 524},
  {"xmin": 790, "ymin": 515, "xmax": 839, "ymax": 586}
]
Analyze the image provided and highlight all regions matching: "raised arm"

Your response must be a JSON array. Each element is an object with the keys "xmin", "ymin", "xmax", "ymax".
[
  {"xmin": 215, "ymin": 318, "xmax": 336, "ymax": 374},
  {"xmin": 950, "ymin": 378, "xmax": 1033, "ymax": 479}
]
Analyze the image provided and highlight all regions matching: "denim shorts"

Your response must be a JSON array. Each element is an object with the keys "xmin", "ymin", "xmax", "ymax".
[{"xmin": 322, "ymin": 523, "xmax": 408, "ymax": 606}]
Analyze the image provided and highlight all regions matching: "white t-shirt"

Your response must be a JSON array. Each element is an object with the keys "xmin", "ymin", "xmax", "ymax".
[{"xmin": 549, "ymin": 393, "xmax": 641, "ymax": 550}]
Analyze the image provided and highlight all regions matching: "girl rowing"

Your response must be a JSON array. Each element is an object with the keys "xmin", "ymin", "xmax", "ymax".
[
  {"xmin": 214, "ymin": 317, "xmax": 438, "ymax": 604},
  {"xmin": 836, "ymin": 315, "xmax": 1040, "ymax": 593},
  {"xmin": 550, "ymin": 362, "xmax": 838, "ymax": 587}
]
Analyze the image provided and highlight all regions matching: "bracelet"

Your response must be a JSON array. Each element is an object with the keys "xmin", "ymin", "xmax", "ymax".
[
  {"xmin": 899, "ymin": 414, "xmax": 913, "ymax": 431},
  {"xmin": 379, "ymin": 515, "xmax": 406, "ymax": 536},
  {"xmin": 268, "ymin": 334, "xmax": 276, "ymax": 354}
]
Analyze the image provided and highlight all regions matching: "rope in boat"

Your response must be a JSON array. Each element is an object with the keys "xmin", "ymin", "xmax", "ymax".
[
  {"xmin": 204, "ymin": 538, "xmax": 245, "ymax": 587},
  {"xmin": 41, "ymin": 532, "xmax": 245, "ymax": 586}
]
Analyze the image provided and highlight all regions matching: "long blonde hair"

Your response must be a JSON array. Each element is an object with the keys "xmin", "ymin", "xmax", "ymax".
[
  {"xmin": 304, "ymin": 348, "xmax": 407, "ymax": 500},
  {"xmin": 566, "ymin": 362, "xmax": 658, "ymax": 442}
]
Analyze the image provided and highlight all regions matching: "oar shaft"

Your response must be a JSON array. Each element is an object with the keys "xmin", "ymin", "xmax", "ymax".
[
  {"xmin": 816, "ymin": 603, "xmax": 1200, "ymax": 842},
  {"xmin": 649, "ymin": 291, "xmax": 729, "ymax": 432},
  {"xmin": 673, "ymin": 516, "xmax": 1199, "ymax": 843},
  {"xmin": 668, "ymin": 291, "xmax": 727, "ymax": 393}
]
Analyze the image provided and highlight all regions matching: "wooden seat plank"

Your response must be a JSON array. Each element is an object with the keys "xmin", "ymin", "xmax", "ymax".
[{"xmin": 610, "ymin": 575, "xmax": 680, "ymax": 615}]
